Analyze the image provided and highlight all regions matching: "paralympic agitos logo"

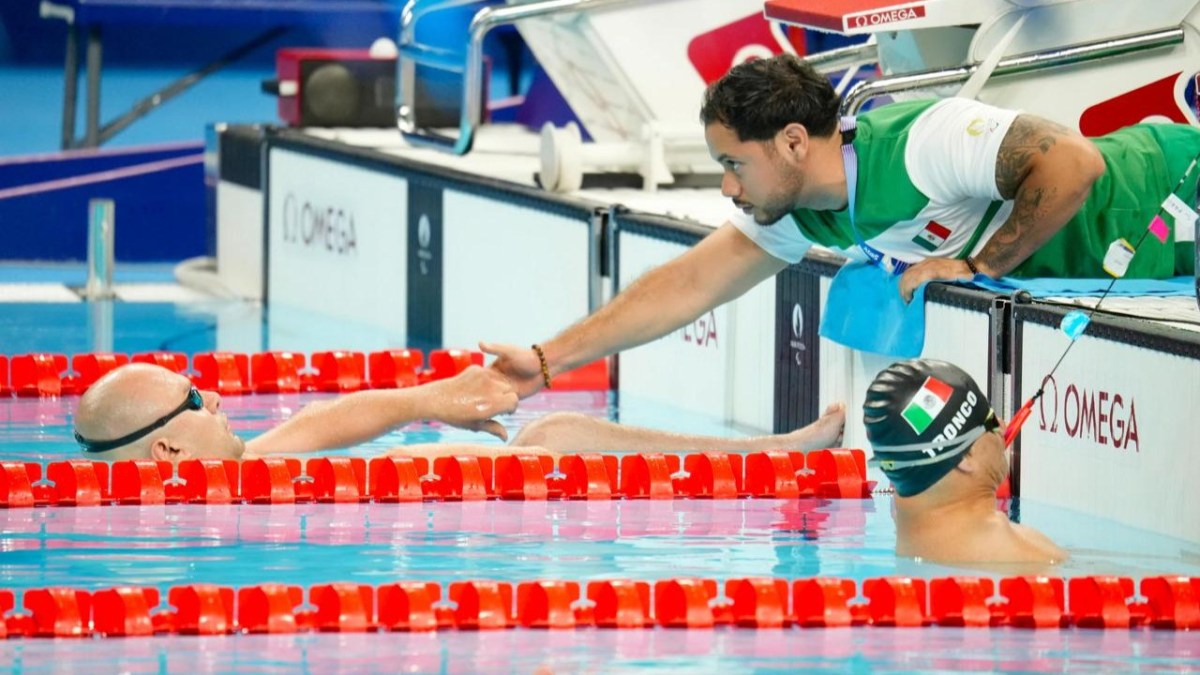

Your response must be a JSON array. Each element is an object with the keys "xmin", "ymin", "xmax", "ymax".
[
  {"xmin": 1036, "ymin": 374, "xmax": 1140, "ymax": 451},
  {"xmin": 281, "ymin": 193, "xmax": 358, "ymax": 256}
]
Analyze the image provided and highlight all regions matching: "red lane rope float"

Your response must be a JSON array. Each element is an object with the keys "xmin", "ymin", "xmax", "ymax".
[
  {"xmin": 0, "ymin": 449, "xmax": 874, "ymax": 508},
  {"xmin": 0, "ymin": 349, "xmax": 611, "ymax": 397},
  {"xmin": 0, "ymin": 575, "xmax": 1194, "ymax": 637}
]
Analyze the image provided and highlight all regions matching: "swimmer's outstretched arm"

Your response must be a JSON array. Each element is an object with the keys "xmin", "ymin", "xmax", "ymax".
[
  {"xmin": 246, "ymin": 366, "xmax": 518, "ymax": 455},
  {"xmin": 509, "ymin": 404, "xmax": 845, "ymax": 454}
]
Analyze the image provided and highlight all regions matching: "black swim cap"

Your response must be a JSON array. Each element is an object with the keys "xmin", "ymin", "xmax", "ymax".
[{"xmin": 863, "ymin": 359, "xmax": 993, "ymax": 497}]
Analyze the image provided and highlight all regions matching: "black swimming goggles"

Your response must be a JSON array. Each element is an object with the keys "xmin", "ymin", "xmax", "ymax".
[{"xmin": 75, "ymin": 386, "xmax": 204, "ymax": 453}]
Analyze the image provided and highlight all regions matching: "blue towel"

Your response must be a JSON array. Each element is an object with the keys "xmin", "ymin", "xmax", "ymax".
[
  {"xmin": 819, "ymin": 268, "xmax": 1195, "ymax": 358},
  {"xmin": 968, "ymin": 275, "xmax": 1196, "ymax": 297},
  {"xmin": 819, "ymin": 262, "xmax": 928, "ymax": 358}
]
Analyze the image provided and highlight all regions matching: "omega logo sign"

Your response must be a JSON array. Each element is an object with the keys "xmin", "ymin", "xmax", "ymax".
[
  {"xmin": 682, "ymin": 310, "xmax": 719, "ymax": 349},
  {"xmin": 281, "ymin": 193, "xmax": 358, "ymax": 256},
  {"xmin": 417, "ymin": 214, "xmax": 434, "ymax": 275},
  {"xmin": 847, "ymin": 5, "xmax": 925, "ymax": 29},
  {"xmin": 731, "ymin": 44, "xmax": 775, "ymax": 67},
  {"xmin": 1036, "ymin": 374, "xmax": 1140, "ymax": 451}
]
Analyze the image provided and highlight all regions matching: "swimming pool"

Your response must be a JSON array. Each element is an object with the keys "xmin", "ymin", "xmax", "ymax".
[{"xmin": 0, "ymin": 289, "xmax": 1198, "ymax": 672}]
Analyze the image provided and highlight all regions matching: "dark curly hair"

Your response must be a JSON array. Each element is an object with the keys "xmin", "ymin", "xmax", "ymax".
[{"xmin": 700, "ymin": 54, "xmax": 840, "ymax": 142}]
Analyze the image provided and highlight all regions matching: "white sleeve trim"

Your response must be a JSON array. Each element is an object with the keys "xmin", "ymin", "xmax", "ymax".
[
  {"xmin": 905, "ymin": 98, "xmax": 1020, "ymax": 203},
  {"xmin": 729, "ymin": 209, "xmax": 813, "ymax": 264}
]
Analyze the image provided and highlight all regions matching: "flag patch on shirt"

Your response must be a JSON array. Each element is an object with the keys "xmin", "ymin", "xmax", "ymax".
[
  {"xmin": 901, "ymin": 376, "xmax": 954, "ymax": 435},
  {"xmin": 912, "ymin": 221, "xmax": 951, "ymax": 252}
]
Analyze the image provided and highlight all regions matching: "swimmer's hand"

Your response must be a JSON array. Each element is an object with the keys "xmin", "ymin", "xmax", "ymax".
[
  {"xmin": 481, "ymin": 341, "xmax": 546, "ymax": 399},
  {"xmin": 899, "ymin": 258, "xmax": 976, "ymax": 302},
  {"xmin": 423, "ymin": 365, "xmax": 519, "ymax": 441}
]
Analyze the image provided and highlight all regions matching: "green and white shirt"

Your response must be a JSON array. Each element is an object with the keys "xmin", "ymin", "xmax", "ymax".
[{"xmin": 733, "ymin": 97, "xmax": 1199, "ymax": 278}]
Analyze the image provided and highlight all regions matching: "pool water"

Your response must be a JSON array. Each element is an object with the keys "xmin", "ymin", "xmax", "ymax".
[{"xmin": 1, "ymin": 292, "xmax": 1199, "ymax": 671}]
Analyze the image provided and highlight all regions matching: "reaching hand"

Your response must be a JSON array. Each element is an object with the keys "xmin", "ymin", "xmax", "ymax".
[
  {"xmin": 425, "ymin": 365, "xmax": 519, "ymax": 441},
  {"xmin": 899, "ymin": 258, "xmax": 975, "ymax": 302},
  {"xmin": 481, "ymin": 342, "xmax": 547, "ymax": 399}
]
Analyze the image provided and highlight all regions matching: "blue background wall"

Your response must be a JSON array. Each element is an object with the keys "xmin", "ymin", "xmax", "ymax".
[{"xmin": 0, "ymin": 1, "xmax": 510, "ymax": 262}]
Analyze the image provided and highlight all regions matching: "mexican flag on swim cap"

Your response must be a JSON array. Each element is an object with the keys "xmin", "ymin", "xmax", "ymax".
[
  {"xmin": 901, "ymin": 376, "xmax": 954, "ymax": 434},
  {"xmin": 862, "ymin": 359, "xmax": 993, "ymax": 497}
]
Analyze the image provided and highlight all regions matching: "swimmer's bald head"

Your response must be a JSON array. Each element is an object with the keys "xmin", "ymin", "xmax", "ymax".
[{"xmin": 74, "ymin": 363, "xmax": 245, "ymax": 462}]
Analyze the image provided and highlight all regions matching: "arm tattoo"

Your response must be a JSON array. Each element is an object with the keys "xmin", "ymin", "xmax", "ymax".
[
  {"xmin": 994, "ymin": 115, "xmax": 1071, "ymax": 200},
  {"xmin": 977, "ymin": 183, "xmax": 1059, "ymax": 274},
  {"xmin": 975, "ymin": 115, "xmax": 1072, "ymax": 275}
]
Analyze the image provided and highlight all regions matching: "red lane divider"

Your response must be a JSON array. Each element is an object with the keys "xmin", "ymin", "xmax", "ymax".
[
  {"xmin": 111, "ymin": 460, "xmax": 173, "ymax": 505},
  {"xmin": 368, "ymin": 457, "xmax": 427, "ymax": 503},
  {"xmin": 378, "ymin": 582, "xmax": 441, "ymax": 631},
  {"xmin": 430, "ymin": 456, "xmax": 494, "ymax": 501},
  {"xmin": 561, "ymin": 454, "xmax": 618, "ymax": 500},
  {"xmin": 654, "ymin": 578, "xmax": 718, "ymax": 628},
  {"xmin": 72, "ymin": 353, "xmax": 129, "ymax": 393},
  {"xmin": 793, "ymin": 577, "xmax": 862, "ymax": 627},
  {"xmin": 0, "ymin": 348, "xmax": 542, "ymax": 399},
  {"xmin": 313, "ymin": 583, "xmax": 375, "ymax": 632},
  {"xmin": 0, "ymin": 590, "xmax": 12, "ymax": 639},
  {"xmin": 428, "ymin": 349, "xmax": 484, "ymax": 382},
  {"xmin": 450, "ymin": 581, "xmax": 513, "ymax": 630},
  {"xmin": 171, "ymin": 585, "xmax": 236, "ymax": 635},
  {"xmin": 999, "ymin": 576, "xmax": 1067, "ymax": 628},
  {"xmin": 237, "ymin": 584, "xmax": 305, "ymax": 634},
  {"xmin": 12, "ymin": 354, "xmax": 67, "ymax": 397},
  {"xmin": 0, "ymin": 461, "xmax": 38, "ymax": 508},
  {"xmin": 517, "ymin": 581, "xmax": 582, "ymax": 629},
  {"xmin": 744, "ymin": 450, "xmax": 806, "ymax": 498},
  {"xmin": 863, "ymin": 577, "xmax": 928, "ymax": 627},
  {"xmin": 496, "ymin": 455, "xmax": 555, "ymax": 500},
  {"xmin": 241, "ymin": 458, "xmax": 303, "ymax": 504},
  {"xmin": 548, "ymin": 358, "xmax": 609, "ymax": 392},
  {"xmin": 45, "ymin": 460, "xmax": 108, "ymax": 506},
  {"xmin": 251, "ymin": 351, "xmax": 306, "ymax": 394},
  {"xmin": 808, "ymin": 449, "xmax": 875, "ymax": 498},
  {"xmin": 1142, "ymin": 576, "xmax": 1200, "ymax": 629},
  {"xmin": 178, "ymin": 459, "xmax": 239, "ymax": 504},
  {"xmin": 620, "ymin": 454, "xmax": 680, "ymax": 499},
  {"xmin": 1, "ymin": 575, "xmax": 1198, "ymax": 637},
  {"xmin": 683, "ymin": 452, "xmax": 743, "ymax": 499},
  {"xmin": 307, "ymin": 457, "xmax": 367, "ymax": 503},
  {"xmin": 312, "ymin": 351, "xmax": 367, "ymax": 393},
  {"xmin": 132, "ymin": 352, "xmax": 189, "ymax": 374},
  {"xmin": 0, "ymin": 450, "xmax": 881, "ymax": 508},
  {"xmin": 368, "ymin": 349, "xmax": 422, "ymax": 390},
  {"xmin": 91, "ymin": 588, "xmax": 159, "ymax": 637},
  {"xmin": 930, "ymin": 577, "xmax": 995, "ymax": 627},
  {"xmin": 192, "ymin": 353, "xmax": 249, "ymax": 395},
  {"xmin": 589, "ymin": 580, "xmax": 652, "ymax": 628},
  {"xmin": 1070, "ymin": 576, "xmax": 1135, "ymax": 628},
  {"xmin": 727, "ymin": 578, "xmax": 790, "ymax": 628},
  {"xmin": 23, "ymin": 587, "xmax": 92, "ymax": 637}
]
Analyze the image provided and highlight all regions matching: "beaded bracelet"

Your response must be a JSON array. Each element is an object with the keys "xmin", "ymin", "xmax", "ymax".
[
  {"xmin": 531, "ymin": 344, "xmax": 552, "ymax": 390},
  {"xmin": 964, "ymin": 256, "xmax": 981, "ymax": 276}
]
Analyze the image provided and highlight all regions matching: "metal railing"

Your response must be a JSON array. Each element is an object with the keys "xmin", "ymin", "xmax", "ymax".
[
  {"xmin": 397, "ymin": 0, "xmax": 637, "ymax": 154},
  {"xmin": 841, "ymin": 26, "xmax": 1185, "ymax": 116},
  {"xmin": 803, "ymin": 40, "xmax": 879, "ymax": 75}
]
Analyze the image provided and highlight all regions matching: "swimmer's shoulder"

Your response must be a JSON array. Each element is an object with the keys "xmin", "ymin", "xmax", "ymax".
[{"xmin": 1011, "ymin": 521, "xmax": 1069, "ymax": 563}]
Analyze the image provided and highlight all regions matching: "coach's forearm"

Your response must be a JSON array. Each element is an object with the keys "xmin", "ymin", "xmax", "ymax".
[
  {"xmin": 540, "ymin": 224, "xmax": 786, "ymax": 374},
  {"xmin": 540, "ymin": 258, "xmax": 709, "ymax": 375}
]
